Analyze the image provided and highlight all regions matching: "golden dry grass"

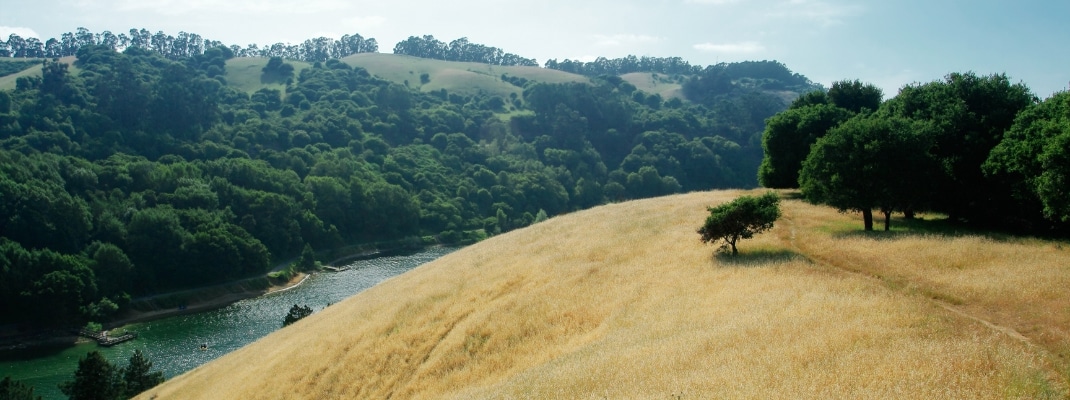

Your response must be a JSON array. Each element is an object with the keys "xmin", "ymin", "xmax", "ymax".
[{"xmin": 140, "ymin": 190, "xmax": 1069, "ymax": 399}]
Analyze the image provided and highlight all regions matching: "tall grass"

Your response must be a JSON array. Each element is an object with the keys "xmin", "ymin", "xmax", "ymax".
[{"xmin": 141, "ymin": 191, "xmax": 1067, "ymax": 399}]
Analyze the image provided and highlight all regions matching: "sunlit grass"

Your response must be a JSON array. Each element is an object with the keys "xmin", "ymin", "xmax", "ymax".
[
  {"xmin": 141, "ymin": 190, "xmax": 1068, "ymax": 399},
  {"xmin": 223, "ymin": 57, "xmax": 313, "ymax": 95},
  {"xmin": 620, "ymin": 72, "xmax": 685, "ymax": 101},
  {"xmin": 341, "ymin": 53, "xmax": 587, "ymax": 101},
  {"xmin": 0, "ymin": 56, "xmax": 77, "ymax": 91}
]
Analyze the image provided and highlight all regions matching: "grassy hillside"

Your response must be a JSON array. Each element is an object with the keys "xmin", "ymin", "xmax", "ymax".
[
  {"xmin": 341, "ymin": 53, "xmax": 589, "ymax": 101},
  {"xmin": 220, "ymin": 54, "xmax": 589, "ymax": 104},
  {"xmin": 140, "ymin": 190, "xmax": 1068, "ymax": 399},
  {"xmin": 223, "ymin": 57, "xmax": 313, "ymax": 94},
  {"xmin": 621, "ymin": 72, "xmax": 686, "ymax": 100},
  {"xmin": 0, "ymin": 56, "xmax": 77, "ymax": 91}
]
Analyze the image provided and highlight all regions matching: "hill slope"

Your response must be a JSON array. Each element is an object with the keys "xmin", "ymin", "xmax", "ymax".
[
  {"xmin": 140, "ymin": 191, "xmax": 1067, "ymax": 399},
  {"xmin": 341, "ymin": 53, "xmax": 588, "ymax": 99}
]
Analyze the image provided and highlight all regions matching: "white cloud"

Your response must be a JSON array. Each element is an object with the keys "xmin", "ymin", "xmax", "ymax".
[
  {"xmin": 0, "ymin": 26, "xmax": 41, "ymax": 39},
  {"xmin": 693, "ymin": 41, "xmax": 766, "ymax": 53},
  {"xmin": 594, "ymin": 34, "xmax": 662, "ymax": 47}
]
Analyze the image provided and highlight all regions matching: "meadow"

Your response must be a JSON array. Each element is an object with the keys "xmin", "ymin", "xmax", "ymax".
[
  {"xmin": 341, "ymin": 53, "xmax": 587, "ymax": 101},
  {"xmin": 140, "ymin": 190, "xmax": 1069, "ymax": 399}
]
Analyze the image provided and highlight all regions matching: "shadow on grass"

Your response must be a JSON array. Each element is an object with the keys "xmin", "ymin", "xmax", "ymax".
[
  {"xmin": 713, "ymin": 248, "xmax": 809, "ymax": 267},
  {"xmin": 830, "ymin": 216, "xmax": 1026, "ymax": 243}
]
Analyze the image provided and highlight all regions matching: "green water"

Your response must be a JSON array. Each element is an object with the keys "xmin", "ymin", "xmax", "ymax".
[{"xmin": 0, "ymin": 247, "xmax": 454, "ymax": 400}]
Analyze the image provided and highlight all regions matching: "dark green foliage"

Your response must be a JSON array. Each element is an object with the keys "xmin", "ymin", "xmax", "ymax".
[
  {"xmin": 0, "ymin": 60, "xmax": 40, "ymax": 77},
  {"xmin": 58, "ymin": 351, "xmax": 122, "ymax": 400},
  {"xmin": 57, "ymin": 349, "xmax": 164, "ymax": 400},
  {"xmin": 297, "ymin": 243, "xmax": 317, "ymax": 271},
  {"xmin": 799, "ymin": 114, "xmax": 933, "ymax": 231},
  {"xmin": 986, "ymin": 91, "xmax": 1070, "ymax": 223},
  {"xmin": 0, "ymin": 376, "xmax": 42, "ymax": 400},
  {"xmin": 122, "ymin": 349, "xmax": 164, "ymax": 397},
  {"xmin": 758, "ymin": 103, "xmax": 851, "ymax": 188},
  {"xmin": 827, "ymin": 79, "xmax": 883, "ymax": 113},
  {"xmin": 283, "ymin": 304, "xmax": 313, "ymax": 327},
  {"xmin": 392, "ymin": 35, "xmax": 537, "ymax": 66},
  {"xmin": 0, "ymin": 31, "xmax": 819, "ymax": 328},
  {"xmin": 1, "ymin": 27, "xmax": 377, "ymax": 62},
  {"xmin": 698, "ymin": 192, "xmax": 781, "ymax": 255},
  {"xmin": 883, "ymin": 72, "xmax": 1035, "ymax": 224},
  {"xmin": 261, "ymin": 56, "xmax": 294, "ymax": 84}
]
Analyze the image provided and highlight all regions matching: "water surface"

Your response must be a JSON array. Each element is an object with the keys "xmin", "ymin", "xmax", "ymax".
[{"xmin": 0, "ymin": 246, "xmax": 454, "ymax": 399}]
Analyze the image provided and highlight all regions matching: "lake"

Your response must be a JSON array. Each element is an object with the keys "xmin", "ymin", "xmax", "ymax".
[{"xmin": 0, "ymin": 246, "xmax": 454, "ymax": 399}]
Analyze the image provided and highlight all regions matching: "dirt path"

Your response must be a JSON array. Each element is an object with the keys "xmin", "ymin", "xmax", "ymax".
[{"xmin": 780, "ymin": 206, "xmax": 1042, "ymax": 351}]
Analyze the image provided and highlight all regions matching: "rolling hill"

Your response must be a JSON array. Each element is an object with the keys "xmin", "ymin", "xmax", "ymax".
[
  {"xmin": 620, "ymin": 72, "xmax": 686, "ymax": 100},
  {"xmin": 138, "ymin": 190, "xmax": 1069, "ymax": 399},
  {"xmin": 341, "ymin": 53, "xmax": 588, "ymax": 100},
  {"xmin": 227, "ymin": 53, "xmax": 592, "ymax": 106},
  {"xmin": 0, "ymin": 56, "xmax": 77, "ymax": 91}
]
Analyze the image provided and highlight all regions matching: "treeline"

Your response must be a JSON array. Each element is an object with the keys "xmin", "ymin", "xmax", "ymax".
[
  {"xmin": 391, "ymin": 35, "xmax": 538, "ymax": 66},
  {"xmin": 545, "ymin": 55, "xmax": 702, "ymax": 76},
  {"xmin": 0, "ymin": 27, "xmax": 378, "ymax": 63},
  {"xmin": 761, "ymin": 74, "xmax": 1070, "ymax": 233},
  {"xmin": 0, "ymin": 38, "xmax": 813, "ymax": 327}
]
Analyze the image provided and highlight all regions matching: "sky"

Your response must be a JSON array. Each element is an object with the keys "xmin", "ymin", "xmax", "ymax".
[{"xmin": 3, "ymin": 0, "xmax": 1068, "ymax": 98}]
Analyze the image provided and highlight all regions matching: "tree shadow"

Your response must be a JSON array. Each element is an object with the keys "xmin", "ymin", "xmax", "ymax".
[
  {"xmin": 713, "ymin": 248, "xmax": 810, "ymax": 267},
  {"xmin": 830, "ymin": 216, "xmax": 1022, "ymax": 243}
]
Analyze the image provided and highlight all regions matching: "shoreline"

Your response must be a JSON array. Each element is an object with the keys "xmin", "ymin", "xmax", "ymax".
[
  {"xmin": 0, "ymin": 272, "xmax": 310, "ymax": 353},
  {"xmin": 0, "ymin": 239, "xmax": 432, "ymax": 353},
  {"xmin": 109, "ymin": 272, "xmax": 310, "ymax": 329}
]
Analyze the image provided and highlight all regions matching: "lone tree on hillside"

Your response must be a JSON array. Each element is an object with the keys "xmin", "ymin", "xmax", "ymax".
[{"xmin": 698, "ymin": 192, "xmax": 781, "ymax": 255}]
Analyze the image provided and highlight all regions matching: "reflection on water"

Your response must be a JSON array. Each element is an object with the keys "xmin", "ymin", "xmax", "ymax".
[{"xmin": 0, "ymin": 247, "xmax": 453, "ymax": 400}]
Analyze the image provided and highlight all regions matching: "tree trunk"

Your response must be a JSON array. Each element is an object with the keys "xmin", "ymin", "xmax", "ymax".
[
  {"xmin": 883, "ymin": 210, "xmax": 892, "ymax": 231},
  {"xmin": 862, "ymin": 208, "xmax": 873, "ymax": 231},
  {"xmin": 904, "ymin": 209, "xmax": 915, "ymax": 219},
  {"xmin": 730, "ymin": 241, "xmax": 738, "ymax": 256}
]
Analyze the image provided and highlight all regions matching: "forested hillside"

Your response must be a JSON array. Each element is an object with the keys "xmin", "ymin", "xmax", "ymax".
[{"xmin": 0, "ymin": 29, "xmax": 817, "ymax": 328}]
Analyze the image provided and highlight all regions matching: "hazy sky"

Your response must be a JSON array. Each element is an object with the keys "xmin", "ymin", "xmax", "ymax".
[{"xmin": 4, "ymin": 0, "xmax": 1068, "ymax": 98}]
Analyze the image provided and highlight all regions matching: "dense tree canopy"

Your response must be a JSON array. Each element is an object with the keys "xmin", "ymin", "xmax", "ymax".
[
  {"xmin": 392, "ymin": 35, "xmax": 537, "ymax": 66},
  {"xmin": 1, "ymin": 28, "xmax": 377, "ymax": 62},
  {"xmin": 883, "ymin": 72, "xmax": 1035, "ymax": 224},
  {"xmin": 0, "ymin": 32, "xmax": 817, "ymax": 327},
  {"xmin": 766, "ymin": 72, "xmax": 1067, "ymax": 233},
  {"xmin": 985, "ymin": 91, "xmax": 1070, "ymax": 223},
  {"xmin": 757, "ymin": 80, "xmax": 882, "ymax": 189},
  {"xmin": 799, "ymin": 113, "xmax": 933, "ymax": 230}
]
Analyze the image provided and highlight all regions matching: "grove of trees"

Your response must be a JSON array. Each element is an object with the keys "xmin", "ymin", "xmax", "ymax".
[
  {"xmin": 0, "ymin": 29, "xmax": 820, "ymax": 329},
  {"xmin": 1, "ymin": 27, "xmax": 377, "ymax": 63},
  {"xmin": 762, "ymin": 72, "xmax": 1066, "ymax": 233},
  {"xmin": 58, "ymin": 349, "xmax": 164, "ymax": 400},
  {"xmin": 392, "ymin": 35, "xmax": 538, "ymax": 66}
]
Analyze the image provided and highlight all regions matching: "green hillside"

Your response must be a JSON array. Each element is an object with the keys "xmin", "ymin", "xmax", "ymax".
[
  {"xmin": 220, "ymin": 54, "xmax": 588, "ymax": 107},
  {"xmin": 0, "ymin": 57, "xmax": 79, "ymax": 91},
  {"xmin": 342, "ymin": 53, "xmax": 587, "ymax": 97},
  {"xmin": 222, "ymin": 57, "xmax": 313, "ymax": 94},
  {"xmin": 621, "ymin": 72, "xmax": 686, "ymax": 100}
]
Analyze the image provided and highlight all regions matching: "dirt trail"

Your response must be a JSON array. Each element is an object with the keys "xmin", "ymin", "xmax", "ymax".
[{"xmin": 780, "ymin": 207, "xmax": 1041, "ymax": 351}]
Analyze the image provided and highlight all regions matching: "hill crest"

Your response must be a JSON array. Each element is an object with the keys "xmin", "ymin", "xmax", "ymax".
[{"xmin": 140, "ymin": 191, "xmax": 1067, "ymax": 398}]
